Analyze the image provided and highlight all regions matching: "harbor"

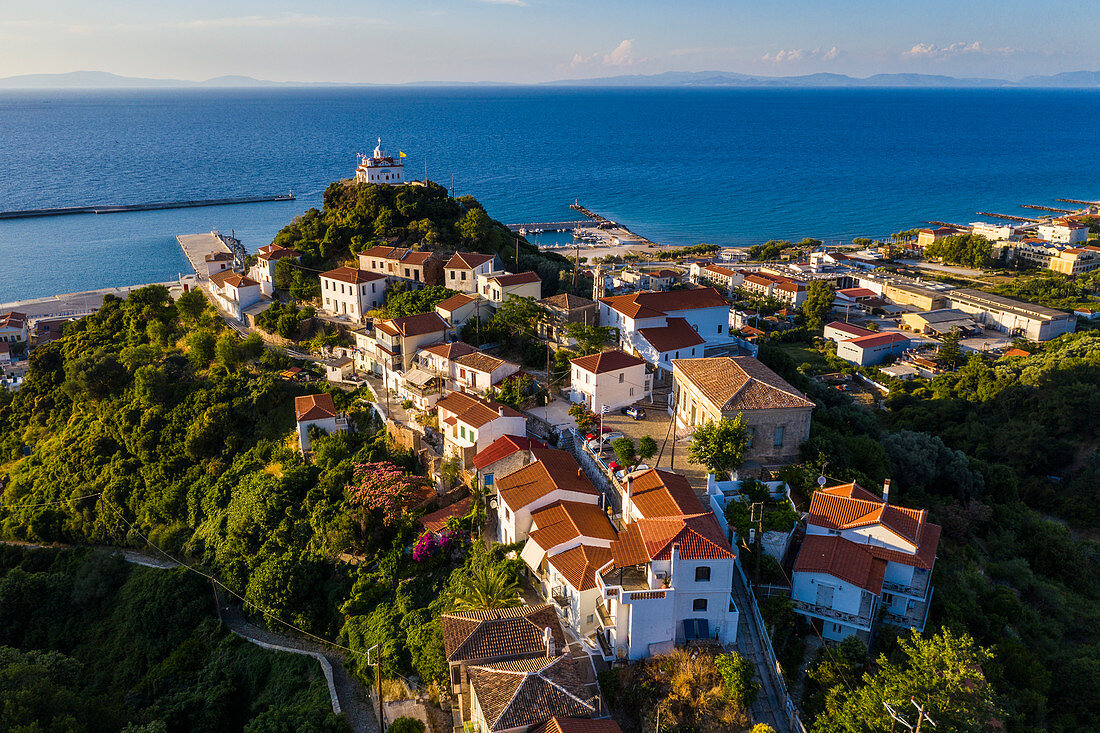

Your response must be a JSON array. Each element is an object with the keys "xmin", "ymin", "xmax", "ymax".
[{"xmin": 0, "ymin": 193, "xmax": 295, "ymax": 220}]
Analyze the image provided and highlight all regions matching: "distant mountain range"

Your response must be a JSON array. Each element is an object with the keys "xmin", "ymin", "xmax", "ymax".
[{"xmin": 3, "ymin": 69, "xmax": 1100, "ymax": 89}]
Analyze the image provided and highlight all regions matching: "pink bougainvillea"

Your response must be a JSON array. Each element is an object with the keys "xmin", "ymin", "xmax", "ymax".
[
  {"xmin": 413, "ymin": 531, "xmax": 439, "ymax": 562},
  {"xmin": 346, "ymin": 461, "xmax": 427, "ymax": 527}
]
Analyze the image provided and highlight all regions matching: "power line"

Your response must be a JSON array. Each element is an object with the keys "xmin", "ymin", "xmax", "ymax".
[{"xmin": 0, "ymin": 492, "xmax": 103, "ymax": 510}]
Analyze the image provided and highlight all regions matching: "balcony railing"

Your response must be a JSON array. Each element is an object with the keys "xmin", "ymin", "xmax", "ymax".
[
  {"xmin": 881, "ymin": 576, "xmax": 931, "ymax": 599},
  {"xmin": 790, "ymin": 599, "xmax": 874, "ymax": 630}
]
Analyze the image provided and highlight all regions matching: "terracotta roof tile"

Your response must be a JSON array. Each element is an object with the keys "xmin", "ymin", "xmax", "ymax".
[
  {"xmin": 322, "ymin": 266, "xmax": 387, "ymax": 285},
  {"xmin": 845, "ymin": 332, "xmax": 909, "ymax": 349},
  {"xmin": 0, "ymin": 312, "xmax": 27, "ymax": 329},
  {"xmin": 492, "ymin": 271, "xmax": 542, "ymax": 286},
  {"xmin": 435, "ymin": 293, "xmax": 476, "ymax": 312},
  {"xmin": 456, "ymin": 351, "xmax": 511, "ymax": 374},
  {"xmin": 672, "ymin": 356, "xmax": 814, "ymax": 412},
  {"xmin": 294, "ymin": 393, "xmax": 338, "ymax": 422},
  {"xmin": 421, "ymin": 341, "xmax": 479, "ymax": 360},
  {"xmin": 382, "ymin": 311, "xmax": 450, "ymax": 337},
  {"xmin": 539, "ymin": 293, "xmax": 596, "ymax": 311},
  {"xmin": 627, "ymin": 468, "xmax": 703, "ymax": 518},
  {"xmin": 472, "ymin": 435, "xmax": 545, "ymax": 470},
  {"xmin": 546, "ymin": 544, "xmax": 614, "ymax": 592},
  {"xmin": 599, "ymin": 287, "xmax": 728, "ymax": 319},
  {"xmin": 529, "ymin": 500, "xmax": 618, "ymax": 550},
  {"xmin": 436, "ymin": 392, "xmax": 524, "ymax": 429},
  {"xmin": 467, "ymin": 655, "xmax": 594, "ymax": 731},
  {"xmin": 794, "ymin": 534, "xmax": 887, "ymax": 594},
  {"xmin": 497, "ymin": 449, "xmax": 598, "ymax": 511},
  {"xmin": 570, "ymin": 349, "xmax": 646, "ymax": 374},
  {"xmin": 418, "ymin": 497, "xmax": 472, "ymax": 534},
  {"xmin": 529, "ymin": 717, "xmax": 623, "ymax": 733},
  {"xmin": 441, "ymin": 604, "xmax": 565, "ymax": 663},
  {"xmin": 806, "ymin": 485, "xmax": 940, "ymax": 568},
  {"xmin": 446, "ymin": 251, "xmax": 496, "ymax": 269},
  {"xmin": 638, "ymin": 318, "xmax": 707, "ymax": 353},
  {"xmin": 825, "ymin": 321, "xmax": 876, "ymax": 339}
]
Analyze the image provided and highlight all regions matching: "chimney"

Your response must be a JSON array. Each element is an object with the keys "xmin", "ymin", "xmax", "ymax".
[
  {"xmin": 577, "ymin": 467, "xmax": 582, "ymax": 479},
  {"xmin": 543, "ymin": 627, "xmax": 556, "ymax": 657},
  {"xmin": 882, "ymin": 478, "xmax": 891, "ymax": 504},
  {"xmin": 670, "ymin": 543, "xmax": 679, "ymax": 582},
  {"xmin": 498, "ymin": 406, "xmax": 505, "ymax": 417},
  {"xmin": 623, "ymin": 474, "xmax": 634, "ymax": 522}
]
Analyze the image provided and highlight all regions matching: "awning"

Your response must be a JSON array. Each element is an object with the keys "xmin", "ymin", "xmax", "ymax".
[
  {"xmin": 403, "ymin": 368, "xmax": 435, "ymax": 387},
  {"xmin": 520, "ymin": 537, "xmax": 547, "ymax": 573}
]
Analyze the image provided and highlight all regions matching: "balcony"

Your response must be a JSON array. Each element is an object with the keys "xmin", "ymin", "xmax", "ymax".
[
  {"xmin": 882, "ymin": 587, "xmax": 933, "ymax": 632},
  {"xmin": 881, "ymin": 569, "xmax": 932, "ymax": 600},
  {"xmin": 600, "ymin": 566, "xmax": 649, "ymax": 592},
  {"xmin": 790, "ymin": 599, "xmax": 874, "ymax": 631}
]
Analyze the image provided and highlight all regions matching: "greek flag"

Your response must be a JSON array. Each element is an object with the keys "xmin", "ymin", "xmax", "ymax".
[{"xmin": 601, "ymin": 404, "xmax": 610, "ymax": 414}]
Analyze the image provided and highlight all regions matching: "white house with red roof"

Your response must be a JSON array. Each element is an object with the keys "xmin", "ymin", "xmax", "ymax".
[
  {"xmin": 354, "ymin": 311, "xmax": 450, "ymax": 378},
  {"xmin": 568, "ymin": 349, "xmax": 651, "ymax": 412},
  {"xmin": 417, "ymin": 341, "xmax": 520, "ymax": 396},
  {"xmin": 495, "ymin": 448, "xmax": 601, "ymax": 546},
  {"xmin": 250, "ymin": 244, "xmax": 301, "ymax": 296},
  {"xmin": 823, "ymin": 320, "xmax": 875, "ymax": 345},
  {"xmin": 835, "ymin": 331, "xmax": 910, "ymax": 366},
  {"xmin": 1037, "ymin": 219, "xmax": 1089, "ymax": 245},
  {"xmin": 208, "ymin": 270, "xmax": 262, "ymax": 320},
  {"xmin": 444, "ymin": 252, "xmax": 501, "ymax": 293},
  {"xmin": 599, "ymin": 288, "xmax": 732, "ymax": 381},
  {"xmin": 791, "ymin": 481, "xmax": 940, "ymax": 642},
  {"xmin": 319, "ymin": 266, "xmax": 388, "ymax": 322},
  {"xmin": 476, "ymin": 271, "xmax": 543, "ymax": 304},
  {"xmin": 472, "ymin": 435, "xmax": 545, "ymax": 493},
  {"xmin": 357, "ymin": 246, "xmax": 443, "ymax": 286},
  {"xmin": 435, "ymin": 292, "xmax": 492, "ymax": 330},
  {"xmin": 293, "ymin": 393, "xmax": 347, "ymax": 453},
  {"xmin": 689, "ymin": 263, "xmax": 744, "ymax": 291},
  {"xmin": 741, "ymin": 272, "xmax": 808, "ymax": 307},
  {"xmin": 0, "ymin": 312, "xmax": 29, "ymax": 344},
  {"xmin": 437, "ymin": 391, "xmax": 528, "ymax": 468}
]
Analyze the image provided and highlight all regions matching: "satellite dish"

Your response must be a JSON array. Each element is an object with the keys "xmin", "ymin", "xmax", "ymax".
[{"xmin": 817, "ymin": 476, "xmax": 827, "ymax": 486}]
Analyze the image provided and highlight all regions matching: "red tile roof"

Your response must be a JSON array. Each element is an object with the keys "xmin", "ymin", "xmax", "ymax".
[
  {"xmin": 845, "ymin": 332, "xmax": 910, "ymax": 349},
  {"xmin": 472, "ymin": 435, "xmax": 545, "ymax": 470},
  {"xmin": 530, "ymin": 717, "xmax": 623, "ymax": 733},
  {"xmin": 322, "ymin": 266, "xmax": 386, "ymax": 285},
  {"xmin": 436, "ymin": 391, "xmax": 524, "ymax": 429},
  {"xmin": 435, "ymin": 293, "xmax": 476, "ymax": 312},
  {"xmin": 539, "ymin": 293, "xmax": 596, "ymax": 311},
  {"xmin": 257, "ymin": 244, "xmax": 301, "ymax": 261},
  {"xmin": 794, "ymin": 534, "xmax": 888, "ymax": 594},
  {"xmin": 546, "ymin": 544, "xmax": 614, "ymax": 592},
  {"xmin": 600, "ymin": 287, "xmax": 728, "ymax": 319},
  {"xmin": 529, "ymin": 500, "xmax": 618, "ymax": 549},
  {"xmin": 418, "ymin": 496, "xmax": 472, "ymax": 534},
  {"xmin": 211, "ymin": 271, "xmax": 259, "ymax": 289},
  {"xmin": 836, "ymin": 288, "xmax": 877, "ymax": 299},
  {"xmin": 491, "ymin": 271, "xmax": 542, "ymax": 286},
  {"xmin": 627, "ymin": 468, "xmax": 703, "ymax": 518},
  {"xmin": 294, "ymin": 393, "xmax": 338, "ymax": 422},
  {"xmin": 610, "ymin": 513, "xmax": 734, "ymax": 566},
  {"xmin": 382, "ymin": 311, "xmax": 450, "ymax": 337},
  {"xmin": 672, "ymin": 356, "xmax": 814, "ymax": 412},
  {"xmin": 570, "ymin": 349, "xmax": 646, "ymax": 374},
  {"xmin": 497, "ymin": 449, "xmax": 598, "ymax": 511},
  {"xmin": 0, "ymin": 312, "xmax": 27, "ymax": 330},
  {"xmin": 421, "ymin": 340, "xmax": 479, "ymax": 360},
  {"xmin": 446, "ymin": 251, "xmax": 496, "ymax": 269},
  {"xmin": 1001, "ymin": 348, "xmax": 1031, "ymax": 358},
  {"xmin": 467, "ymin": 655, "xmax": 594, "ymax": 731},
  {"xmin": 638, "ymin": 317, "xmax": 707, "ymax": 353},
  {"xmin": 441, "ymin": 604, "xmax": 565, "ymax": 663}
]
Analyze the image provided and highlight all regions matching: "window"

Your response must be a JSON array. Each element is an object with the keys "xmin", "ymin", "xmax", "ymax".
[
  {"xmin": 462, "ymin": 272, "xmax": 467, "ymax": 280},
  {"xmin": 404, "ymin": 268, "xmax": 411, "ymax": 278},
  {"xmin": 746, "ymin": 426, "xmax": 755, "ymax": 448},
  {"xmin": 718, "ymin": 325, "xmax": 723, "ymax": 334},
  {"xmin": 695, "ymin": 566, "xmax": 711, "ymax": 582},
  {"xmin": 450, "ymin": 271, "xmax": 455, "ymax": 279},
  {"xmin": 774, "ymin": 426, "xmax": 784, "ymax": 447},
  {"xmin": 674, "ymin": 351, "xmax": 679, "ymax": 359},
  {"xmin": 692, "ymin": 598, "xmax": 708, "ymax": 612},
  {"xmin": 587, "ymin": 614, "xmax": 594, "ymax": 624},
  {"xmin": 691, "ymin": 348, "xmax": 696, "ymax": 356},
  {"xmin": 629, "ymin": 387, "xmax": 634, "ymax": 396},
  {"xmin": 618, "ymin": 373, "xmax": 625, "ymax": 383},
  {"xmin": 460, "ymin": 425, "xmax": 467, "ymax": 439}
]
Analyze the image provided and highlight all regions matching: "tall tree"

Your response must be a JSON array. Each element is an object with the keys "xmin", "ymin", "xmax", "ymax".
[
  {"xmin": 802, "ymin": 281, "xmax": 836, "ymax": 332},
  {"xmin": 563, "ymin": 322, "xmax": 613, "ymax": 355},
  {"xmin": 937, "ymin": 327, "xmax": 963, "ymax": 370},
  {"xmin": 688, "ymin": 414, "xmax": 749, "ymax": 477},
  {"xmin": 448, "ymin": 562, "xmax": 522, "ymax": 611}
]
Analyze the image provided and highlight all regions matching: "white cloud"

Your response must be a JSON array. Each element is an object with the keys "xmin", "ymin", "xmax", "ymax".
[
  {"xmin": 759, "ymin": 47, "xmax": 842, "ymax": 64},
  {"xmin": 903, "ymin": 41, "xmax": 1015, "ymax": 59},
  {"xmin": 569, "ymin": 39, "xmax": 638, "ymax": 70}
]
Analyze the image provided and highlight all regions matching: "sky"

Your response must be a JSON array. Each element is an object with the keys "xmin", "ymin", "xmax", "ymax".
[{"xmin": 0, "ymin": 0, "xmax": 1098, "ymax": 83}]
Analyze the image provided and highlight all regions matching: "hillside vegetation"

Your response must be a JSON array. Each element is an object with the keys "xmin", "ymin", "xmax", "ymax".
[{"xmin": 0, "ymin": 545, "xmax": 343, "ymax": 731}]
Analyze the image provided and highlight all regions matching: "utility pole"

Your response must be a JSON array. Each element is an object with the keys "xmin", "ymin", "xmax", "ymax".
[
  {"xmin": 750, "ymin": 501, "xmax": 764, "ymax": 586},
  {"xmin": 367, "ymin": 644, "xmax": 385, "ymax": 733},
  {"xmin": 515, "ymin": 234, "xmax": 520, "ymax": 272}
]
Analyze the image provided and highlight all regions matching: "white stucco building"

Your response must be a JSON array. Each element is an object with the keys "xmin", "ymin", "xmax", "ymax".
[
  {"xmin": 0, "ymin": 312, "xmax": 28, "ymax": 344},
  {"xmin": 568, "ymin": 349, "xmax": 651, "ymax": 412},
  {"xmin": 1037, "ymin": 219, "xmax": 1089, "ymax": 244},
  {"xmin": 436, "ymin": 391, "xmax": 528, "ymax": 468},
  {"xmin": 476, "ymin": 271, "xmax": 543, "ymax": 304},
  {"xmin": 250, "ymin": 244, "xmax": 301, "ymax": 296},
  {"xmin": 293, "ymin": 393, "xmax": 348, "ymax": 453},
  {"xmin": 319, "ymin": 266, "xmax": 388, "ymax": 322},
  {"xmin": 208, "ymin": 271, "xmax": 263, "ymax": 321},
  {"xmin": 496, "ymin": 448, "xmax": 602, "ymax": 546},
  {"xmin": 444, "ymin": 252, "xmax": 501, "ymax": 293},
  {"xmin": 791, "ymin": 482, "xmax": 940, "ymax": 642},
  {"xmin": 355, "ymin": 138, "xmax": 405, "ymax": 185}
]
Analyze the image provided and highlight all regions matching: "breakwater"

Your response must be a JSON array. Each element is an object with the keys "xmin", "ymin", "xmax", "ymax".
[{"xmin": 0, "ymin": 194, "xmax": 295, "ymax": 220}]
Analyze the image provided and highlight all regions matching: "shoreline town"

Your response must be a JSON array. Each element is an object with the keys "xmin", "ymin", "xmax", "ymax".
[{"xmin": 2, "ymin": 137, "xmax": 1099, "ymax": 733}]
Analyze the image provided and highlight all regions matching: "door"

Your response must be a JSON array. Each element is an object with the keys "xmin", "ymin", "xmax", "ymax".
[{"xmin": 816, "ymin": 584, "xmax": 835, "ymax": 608}]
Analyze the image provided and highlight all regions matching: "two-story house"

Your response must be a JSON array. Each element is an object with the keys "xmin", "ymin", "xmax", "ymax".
[
  {"xmin": 476, "ymin": 271, "xmax": 543, "ymax": 304},
  {"xmin": 416, "ymin": 341, "xmax": 521, "ymax": 396},
  {"xmin": 598, "ymin": 288, "xmax": 732, "ymax": 383},
  {"xmin": 357, "ymin": 246, "xmax": 444, "ymax": 287},
  {"xmin": 354, "ymin": 311, "xmax": 450, "ymax": 379},
  {"xmin": 208, "ymin": 270, "xmax": 262, "ymax": 321},
  {"xmin": 741, "ymin": 272, "xmax": 808, "ymax": 307},
  {"xmin": 472, "ymin": 435, "xmax": 546, "ymax": 493},
  {"xmin": 437, "ymin": 391, "xmax": 527, "ymax": 467},
  {"xmin": 690, "ymin": 263, "xmax": 744, "ymax": 292},
  {"xmin": 435, "ymin": 292, "xmax": 492, "ymax": 330},
  {"xmin": 537, "ymin": 293, "xmax": 598, "ymax": 345},
  {"xmin": 319, "ymin": 266, "xmax": 388, "ymax": 322},
  {"xmin": 250, "ymin": 244, "xmax": 301, "ymax": 296},
  {"xmin": 0, "ymin": 312, "xmax": 28, "ymax": 344},
  {"xmin": 790, "ymin": 482, "xmax": 940, "ymax": 642},
  {"xmin": 671, "ymin": 356, "xmax": 814, "ymax": 467},
  {"xmin": 441, "ymin": 605, "xmax": 601, "ymax": 733},
  {"xmin": 444, "ymin": 252, "xmax": 501, "ymax": 293},
  {"xmin": 568, "ymin": 349, "xmax": 651, "ymax": 412},
  {"xmin": 495, "ymin": 448, "xmax": 601, "ymax": 546}
]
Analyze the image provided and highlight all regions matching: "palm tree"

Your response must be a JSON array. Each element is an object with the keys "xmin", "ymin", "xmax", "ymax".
[{"xmin": 449, "ymin": 561, "xmax": 522, "ymax": 611}]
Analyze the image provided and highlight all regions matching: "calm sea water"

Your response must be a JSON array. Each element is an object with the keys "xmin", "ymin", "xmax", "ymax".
[{"xmin": 2, "ymin": 87, "xmax": 1100, "ymax": 302}]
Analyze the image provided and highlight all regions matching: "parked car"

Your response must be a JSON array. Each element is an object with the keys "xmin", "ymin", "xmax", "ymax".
[
  {"xmin": 614, "ymin": 463, "xmax": 650, "ymax": 481},
  {"xmin": 587, "ymin": 431, "xmax": 624, "ymax": 453},
  {"xmin": 621, "ymin": 405, "xmax": 646, "ymax": 420}
]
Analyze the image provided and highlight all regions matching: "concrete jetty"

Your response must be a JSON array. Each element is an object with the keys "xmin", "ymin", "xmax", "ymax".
[
  {"xmin": 177, "ymin": 232, "xmax": 235, "ymax": 276},
  {"xmin": 0, "ymin": 194, "xmax": 295, "ymax": 221}
]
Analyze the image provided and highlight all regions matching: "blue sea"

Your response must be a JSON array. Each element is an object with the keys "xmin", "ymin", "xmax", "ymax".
[{"xmin": 2, "ymin": 86, "xmax": 1100, "ymax": 302}]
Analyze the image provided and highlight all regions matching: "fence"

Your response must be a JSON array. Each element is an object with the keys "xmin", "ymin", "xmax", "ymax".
[{"xmin": 737, "ymin": 562, "xmax": 808, "ymax": 733}]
